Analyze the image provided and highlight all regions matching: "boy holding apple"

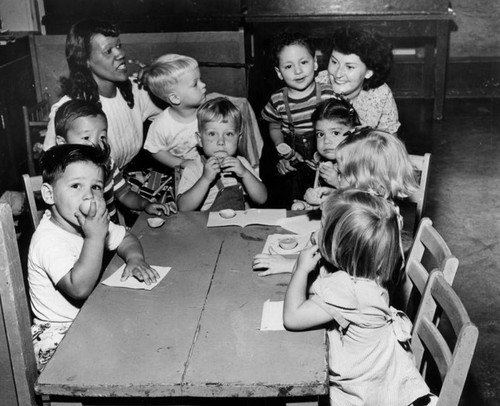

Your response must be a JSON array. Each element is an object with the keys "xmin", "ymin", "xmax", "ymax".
[{"xmin": 28, "ymin": 144, "xmax": 158, "ymax": 371}]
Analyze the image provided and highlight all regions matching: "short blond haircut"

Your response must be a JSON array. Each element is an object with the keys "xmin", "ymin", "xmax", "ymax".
[
  {"xmin": 142, "ymin": 54, "xmax": 198, "ymax": 101},
  {"xmin": 336, "ymin": 128, "xmax": 417, "ymax": 200},
  {"xmin": 196, "ymin": 97, "xmax": 242, "ymax": 134}
]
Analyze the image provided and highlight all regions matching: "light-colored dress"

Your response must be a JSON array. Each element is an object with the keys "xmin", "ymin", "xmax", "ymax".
[
  {"xmin": 316, "ymin": 70, "xmax": 400, "ymax": 135},
  {"xmin": 310, "ymin": 270, "xmax": 429, "ymax": 406},
  {"xmin": 44, "ymin": 80, "xmax": 161, "ymax": 168}
]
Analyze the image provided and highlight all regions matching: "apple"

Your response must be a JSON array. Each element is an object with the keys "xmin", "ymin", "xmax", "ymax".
[{"xmin": 78, "ymin": 199, "xmax": 94, "ymax": 215}]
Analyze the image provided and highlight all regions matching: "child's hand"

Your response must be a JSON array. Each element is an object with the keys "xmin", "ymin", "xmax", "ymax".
[
  {"xmin": 305, "ymin": 186, "xmax": 334, "ymax": 206},
  {"xmin": 145, "ymin": 202, "xmax": 177, "ymax": 216},
  {"xmin": 291, "ymin": 199, "xmax": 314, "ymax": 211},
  {"xmin": 294, "ymin": 244, "xmax": 321, "ymax": 275},
  {"xmin": 252, "ymin": 253, "xmax": 295, "ymax": 277},
  {"xmin": 75, "ymin": 197, "xmax": 109, "ymax": 241},
  {"xmin": 318, "ymin": 161, "xmax": 339, "ymax": 187},
  {"xmin": 202, "ymin": 157, "xmax": 221, "ymax": 182},
  {"xmin": 120, "ymin": 258, "xmax": 160, "ymax": 285},
  {"xmin": 305, "ymin": 159, "xmax": 318, "ymax": 171},
  {"xmin": 276, "ymin": 151, "xmax": 305, "ymax": 175},
  {"xmin": 277, "ymin": 158, "xmax": 296, "ymax": 175},
  {"xmin": 304, "ymin": 187, "xmax": 324, "ymax": 206},
  {"xmin": 220, "ymin": 156, "xmax": 246, "ymax": 178}
]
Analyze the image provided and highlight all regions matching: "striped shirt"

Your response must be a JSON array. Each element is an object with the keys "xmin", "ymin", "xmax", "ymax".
[
  {"xmin": 103, "ymin": 158, "xmax": 130, "ymax": 223},
  {"xmin": 261, "ymin": 82, "xmax": 335, "ymax": 137}
]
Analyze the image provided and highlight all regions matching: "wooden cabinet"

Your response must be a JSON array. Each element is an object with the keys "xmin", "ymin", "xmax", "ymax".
[{"xmin": 0, "ymin": 34, "xmax": 37, "ymax": 194}]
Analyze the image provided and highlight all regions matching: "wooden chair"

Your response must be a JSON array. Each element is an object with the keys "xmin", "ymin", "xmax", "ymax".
[
  {"xmin": 0, "ymin": 203, "xmax": 38, "ymax": 405},
  {"xmin": 397, "ymin": 217, "xmax": 459, "ymax": 321},
  {"xmin": 22, "ymin": 174, "xmax": 44, "ymax": 230},
  {"xmin": 23, "ymin": 98, "xmax": 50, "ymax": 176},
  {"xmin": 408, "ymin": 153, "xmax": 432, "ymax": 231},
  {"xmin": 412, "ymin": 270, "xmax": 478, "ymax": 406}
]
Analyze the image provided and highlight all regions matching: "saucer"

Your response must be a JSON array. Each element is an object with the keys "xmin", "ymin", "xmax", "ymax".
[
  {"xmin": 147, "ymin": 217, "xmax": 165, "ymax": 228},
  {"xmin": 219, "ymin": 209, "xmax": 236, "ymax": 219}
]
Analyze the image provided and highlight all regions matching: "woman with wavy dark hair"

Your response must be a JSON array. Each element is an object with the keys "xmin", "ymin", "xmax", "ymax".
[
  {"xmin": 316, "ymin": 26, "xmax": 400, "ymax": 135},
  {"xmin": 44, "ymin": 19, "xmax": 161, "ymax": 168}
]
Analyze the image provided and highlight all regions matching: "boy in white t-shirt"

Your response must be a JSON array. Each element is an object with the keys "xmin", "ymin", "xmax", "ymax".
[
  {"xmin": 29, "ymin": 144, "xmax": 159, "ymax": 371},
  {"xmin": 142, "ymin": 54, "xmax": 207, "ymax": 170}
]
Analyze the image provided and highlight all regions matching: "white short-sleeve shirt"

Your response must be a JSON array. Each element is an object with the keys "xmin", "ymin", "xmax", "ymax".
[{"xmin": 28, "ymin": 211, "xmax": 126, "ymax": 323}]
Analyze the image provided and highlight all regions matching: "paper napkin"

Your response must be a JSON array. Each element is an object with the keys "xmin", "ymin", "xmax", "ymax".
[
  {"xmin": 101, "ymin": 265, "xmax": 171, "ymax": 290},
  {"xmin": 276, "ymin": 214, "xmax": 320, "ymax": 235},
  {"xmin": 260, "ymin": 299, "xmax": 285, "ymax": 331}
]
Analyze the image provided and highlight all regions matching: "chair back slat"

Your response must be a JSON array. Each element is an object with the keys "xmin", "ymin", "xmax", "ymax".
[
  {"xmin": 0, "ymin": 203, "xmax": 38, "ymax": 405},
  {"xmin": 398, "ymin": 217, "xmax": 459, "ymax": 321},
  {"xmin": 408, "ymin": 153, "xmax": 431, "ymax": 228},
  {"xmin": 411, "ymin": 271, "xmax": 479, "ymax": 406},
  {"xmin": 414, "ymin": 317, "xmax": 453, "ymax": 381},
  {"xmin": 23, "ymin": 174, "xmax": 44, "ymax": 230}
]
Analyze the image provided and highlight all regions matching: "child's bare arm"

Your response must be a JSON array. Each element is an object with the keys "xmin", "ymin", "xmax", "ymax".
[
  {"xmin": 178, "ymin": 157, "xmax": 220, "ymax": 211},
  {"xmin": 240, "ymin": 170, "xmax": 267, "ymax": 205},
  {"xmin": 56, "ymin": 199, "xmax": 109, "ymax": 300},
  {"xmin": 221, "ymin": 157, "xmax": 267, "ymax": 205},
  {"xmin": 283, "ymin": 245, "xmax": 332, "ymax": 330},
  {"xmin": 268, "ymin": 122, "xmax": 284, "ymax": 147},
  {"xmin": 116, "ymin": 231, "xmax": 159, "ymax": 285},
  {"xmin": 117, "ymin": 190, "xmax": 176, "ymax": 216},
  {"xmin": 152, "ymin": 150, "xmax": 190, "ymax": 170}
]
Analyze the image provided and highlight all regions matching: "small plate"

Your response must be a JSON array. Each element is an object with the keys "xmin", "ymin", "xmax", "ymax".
[
  {"xmin": 219, "ymin": 209, "xmax": 236, "ymax": 219},
  {"xmin": 147, "ymin": 217, "xmax": 165, "ymax": 228}
]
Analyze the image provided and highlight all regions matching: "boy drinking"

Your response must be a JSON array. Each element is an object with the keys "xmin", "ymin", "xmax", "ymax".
[
  {"xmin": 29, "ymin": 144, "xmax": 159, "ymax": 371},
  {"xmin": 177, "ymin": 97, "xmax": 267, "ymax": 211}
]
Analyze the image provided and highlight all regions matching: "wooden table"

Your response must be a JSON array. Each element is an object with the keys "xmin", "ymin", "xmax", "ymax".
[{"xmin": 35, "ymin": 212, "xmax": 328, "ymax": 405}]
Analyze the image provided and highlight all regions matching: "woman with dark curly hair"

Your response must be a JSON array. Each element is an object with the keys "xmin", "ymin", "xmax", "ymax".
[
  {"xmin": 316, "ymin": 26, "xmax": 400, "ymax": 135},
  {"xmin": 43, "ymin": 19, "xmax": 161, "ymax": 168}
]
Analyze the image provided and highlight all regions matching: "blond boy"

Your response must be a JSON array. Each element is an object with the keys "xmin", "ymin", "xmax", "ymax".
[{"xmin": 143, "ymin": 54, "xmax": 207, "ymax": 170}]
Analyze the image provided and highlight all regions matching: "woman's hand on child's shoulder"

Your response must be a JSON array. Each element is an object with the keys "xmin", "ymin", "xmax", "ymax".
[
  {"xmin": 75, "ymin": 197, "xmax": 109, "ymax": 241},
  {"xmin": 294, "ymin": 245, "xmax": 321, "ymax": 275}
]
